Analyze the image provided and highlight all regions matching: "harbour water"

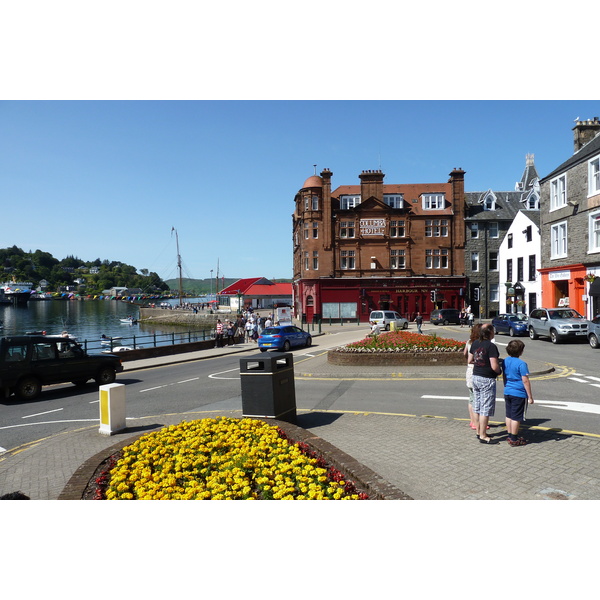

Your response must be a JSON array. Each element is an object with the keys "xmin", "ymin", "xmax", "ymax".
[{"xmin": 0, "ymin": 299, "xmax": 213, "ymax": 351}]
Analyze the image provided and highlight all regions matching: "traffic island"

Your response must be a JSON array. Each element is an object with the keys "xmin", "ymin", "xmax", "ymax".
[{"xmin": 328, "ymin": 349, "xmax": 465, "ymax": 366}]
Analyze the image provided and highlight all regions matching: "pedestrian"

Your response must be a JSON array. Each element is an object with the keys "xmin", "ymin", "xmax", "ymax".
[
  {"xmin": 459, "ymin": 310, "xmax": 466, "ymax": 327},
  {"xmin": 414, "ymin": 312, "xmax": 423, "ymax": 334},
  {"xmin": 226, "ymin": 321, "xmax": 236, "ymax": 345},
  {"xmin": 468, "ymin": 312, "xmax": 474, "ymax": 328},
  {"xmin": 214, "ymin": 319, "xmax": 224, "ymax": 348},
  {"xmin": 245, "ymin": 318, "xmax": 254, "ymax": 343},
  {"xmin": 369, "ymin": 320, "xmax": 381, "ymax": 336},
  {"xmin": 502, "ymin": 339, "xmax": 534, "ymax": 446},
  {"xmin": 464, "ymin": 323, "xmax": 484, "ymax": 431},
  {"xmin": 468, "ymin": 323, "xmax": 502, "ymax": 444}
]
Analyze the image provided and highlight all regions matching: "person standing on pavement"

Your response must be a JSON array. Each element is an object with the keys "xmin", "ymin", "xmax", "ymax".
[
  {"xmin": 415, "ymin": 312, "xmax": 423, "ymax": 334},
  {"xmin": 214, "ymin": 319, "xmax": 224, "ymax": 348},
  {"xmin": 468, "ymin": 323, "xmax": 501, "ymax": 444},
  {"xmin": 502, "ymin": 339, "xmax": 534, "ymax": 446},
  {"xmin": 464, "ymin": 322, "xmax": 483, "ymax": 431}
]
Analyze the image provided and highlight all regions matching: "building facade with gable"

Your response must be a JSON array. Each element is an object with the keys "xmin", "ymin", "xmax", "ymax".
[
  {"xmin": 539, "ymin": 117, "xmax": 600, "ymax": 318},
  {"xmin": 464, "ymin": 155, "xmax": 541, "ymax": 318},
  {"xmin": 292, "ymin": 167, "xmax": 467, "ymax": 323}
]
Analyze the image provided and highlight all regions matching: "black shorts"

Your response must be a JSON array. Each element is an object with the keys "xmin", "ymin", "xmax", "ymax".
[{"xmin": 505, "ymin": 394, "xmax": 527, "ymax": 422}]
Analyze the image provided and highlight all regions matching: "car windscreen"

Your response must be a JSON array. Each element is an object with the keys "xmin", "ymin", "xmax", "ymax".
[
  {"xmin": 260, "ymin": 328, "xmax": 280, "ymax": 335},
  {"xmin": 509, "ymin": 315, "xmax": 527, "ymax": 321},
  {"xmin": 553, "ymin": 310, "xmax": 584, "ymax": 319}
]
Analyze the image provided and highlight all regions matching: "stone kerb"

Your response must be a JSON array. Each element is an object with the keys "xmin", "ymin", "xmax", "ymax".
[{"xmin": 327, "ymin": 349, "xmax": 465, "ymax": 366}]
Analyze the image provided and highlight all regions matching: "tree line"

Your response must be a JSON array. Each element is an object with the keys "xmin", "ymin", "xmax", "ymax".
[{"xmin": 0, "ymin": 246, "xmax": 169, "ymax": 295}]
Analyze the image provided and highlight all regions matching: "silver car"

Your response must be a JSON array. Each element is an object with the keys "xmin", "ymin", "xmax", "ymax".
[
  {"xmin": 528, "ymin": 308, "xmax": 589, "ymax": 344},
  {"xmin": 369, "ymin": 310, "xmax": 409, "ymax": 331},
  {"xmin": 588, "ymin": 317, "xmax": 600, "ymax": 349}
]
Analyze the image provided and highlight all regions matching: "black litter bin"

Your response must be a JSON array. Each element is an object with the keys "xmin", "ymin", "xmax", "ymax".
[{"xmin": 240, "ymin": 352, "xmax": 296, "ymax": 423}]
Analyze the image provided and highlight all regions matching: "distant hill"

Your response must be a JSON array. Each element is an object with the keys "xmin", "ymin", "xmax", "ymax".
[{"xmin": 164, "ymin": 277, "xmax": 292, "ymax": 295}]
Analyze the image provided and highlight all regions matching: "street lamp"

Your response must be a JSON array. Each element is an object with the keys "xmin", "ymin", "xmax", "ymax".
[{"xmin": 210, "ymin": 270, "xmax": 213, "ymax": 298}]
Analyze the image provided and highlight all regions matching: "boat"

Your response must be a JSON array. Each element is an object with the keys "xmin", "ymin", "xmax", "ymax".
[
  {"xmin": 120, "ymin": 317, "xmax": 138, "ymax": 324},
  {"xmin": 100, "ymin": 335, "xmax": 123, "ymax": 345},
  {"xmin": 0, "ymin": 281, "xmax": 34, "ymax": 305}
]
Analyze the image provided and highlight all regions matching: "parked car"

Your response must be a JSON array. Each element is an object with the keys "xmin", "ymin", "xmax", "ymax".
[
  {"xmin": 430, "ymin": 308, "xmax": 461, "ymax": 325},
  {"xmin": 491, "ymin": 313, "xmax": 528, "ymax": 337},
  {"xmin": 588, "ymin": 316, "xmax": 600, "ymax": 349},
  {"xmin": 258, "ymin": 325, "xmax": 312, "ymax": 352},
  {"xmin": 527, "ymin": 308, "xmax": 589, "ymax": 344},
  {"xmin": 0, "ymin": 335, "xmax": 124, "ymax": 400},
  {"xmin": 369, "ymin": 311, "xmax": 409, "ymax": 331}
]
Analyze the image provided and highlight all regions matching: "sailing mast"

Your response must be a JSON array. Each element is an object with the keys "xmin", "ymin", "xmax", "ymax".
[{"xmin": 172, "ymin": 227, "xmax": 183, "ymax": 306}]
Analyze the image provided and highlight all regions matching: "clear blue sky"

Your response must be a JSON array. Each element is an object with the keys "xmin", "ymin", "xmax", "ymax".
[{"xmin": 2, "ymin": 100, "xmax": 600, "ymax": 283}]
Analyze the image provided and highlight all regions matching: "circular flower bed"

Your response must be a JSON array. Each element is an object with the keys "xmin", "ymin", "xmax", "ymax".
[
  {"xmin": 98, "ymin": 417, "xmax": 368, "ymax": 500},
  {"xmin": 337, "ymin": 331, "xmax": 464, "ymax": 353}
]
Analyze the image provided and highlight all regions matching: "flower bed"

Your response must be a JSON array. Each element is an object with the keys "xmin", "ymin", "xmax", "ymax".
[
  {"xmin": 328, "ymin": 331, "xmax": 465, "ymax": 366},
  {"xmin": 98, "ymin": 417, "xmax": 368, "ymax": 500}
]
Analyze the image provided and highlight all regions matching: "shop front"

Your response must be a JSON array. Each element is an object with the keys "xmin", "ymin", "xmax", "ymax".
[
  {"xmin": 539, "ymin": 265, "xmax": 586, "ymax": 315},
  {"xmin": 295, "ymin": 277, "xmax": 466, "ymax": 323}
]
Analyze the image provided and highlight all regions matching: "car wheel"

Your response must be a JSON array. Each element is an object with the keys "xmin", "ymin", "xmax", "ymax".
[
  {"xmin": 443, "ymin": 319, "xmax": 449, "ymax": 325},
  {"xmin": 259, "ymin": 348, "xmax": 267, "ymax": 353},
  {"xmin": 385, "ymin": 324, "xmax": 390, "ymax": 331},
  {"xmin": 493, "ymin": 326, "xmax": 499, "ymax": 335},
  {"xmin": 549, "ymin": 329, "xmax": 561, "ymax": 344},
  {"xmin": 95, "ymin": 367, "xmax": 116, "ymax": 385},
  {"xmin": 16, "ymin": 376, "xmax": 42, "ymax": 401},
  {"xmin": 305, "ymin": 336, "xmax": 312, "ymax": 348},
  {"xmin": 402, "ymin": 321, "xmax": 408, "ymax": 330},
  {"xmin": 589, "ymin": 334, "xmax": 599, "ymax": 349},
  {"xmin": 528, "ymin": 327, "xmax": 538, "ymax": 340},
  {"xmin": 282, "ymin": 340, "xmax": 291, "ymax": 352},
  {"xmin": 509, "ymin": 327, "xmax": 516, "ymax": 337}
]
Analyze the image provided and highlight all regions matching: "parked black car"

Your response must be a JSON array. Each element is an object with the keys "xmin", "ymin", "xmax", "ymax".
[
  {"xmin": 0, "ymin": 335, "xmax": 124, "ymax": 400},
  {"xmin": 430, "ymin": 309, "xmax": 461, "ymax": 325}
]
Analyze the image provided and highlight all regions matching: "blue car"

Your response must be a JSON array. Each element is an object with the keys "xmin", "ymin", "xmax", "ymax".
[
  {"xmin": 491, "ymin": 313, "xmax": 528, "ymax": 337},
  {"xmin": 258, "ymin": 325, "xmax": 312, "ymax": 352}
]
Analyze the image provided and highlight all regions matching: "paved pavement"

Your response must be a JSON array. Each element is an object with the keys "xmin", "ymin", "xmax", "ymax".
[{"xmin": 1, "ymin": 323, "xmax": 599, "ymax": 500}]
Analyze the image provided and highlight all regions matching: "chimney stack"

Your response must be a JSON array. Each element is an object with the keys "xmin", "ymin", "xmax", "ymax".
[{"xmin": 573, "ymin": 117, "xmax": 600, "ymax": 152}]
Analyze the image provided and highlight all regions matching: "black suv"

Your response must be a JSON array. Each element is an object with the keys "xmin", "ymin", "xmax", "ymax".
[{"xmin": 0, "ymin": 335, "xmax": 124, "ymax": 400}]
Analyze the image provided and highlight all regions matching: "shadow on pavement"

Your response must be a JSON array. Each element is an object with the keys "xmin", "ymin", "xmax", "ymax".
[{"xmin": 296, "ymin": 411, "xmax": 344, "ymax": 429}]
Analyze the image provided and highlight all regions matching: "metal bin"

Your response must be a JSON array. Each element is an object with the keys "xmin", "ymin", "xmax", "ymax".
[{"xmin": 240, "ymin": 352, "xmax": 296, "ymax": 423}]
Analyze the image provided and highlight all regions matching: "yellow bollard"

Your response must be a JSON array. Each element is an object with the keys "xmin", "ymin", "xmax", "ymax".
[
  {"xmin": 99, "ymin": 383, "xmax": 126, "ymax": 435},
  {"xmin": 389, "ymin": 321, "xmax": 396, "ymax": 332}
]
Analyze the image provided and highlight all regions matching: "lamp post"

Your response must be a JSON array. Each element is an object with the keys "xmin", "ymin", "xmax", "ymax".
[{"xmin": 210, "ymin": 270, "xmax": 213, "ymax": 299}]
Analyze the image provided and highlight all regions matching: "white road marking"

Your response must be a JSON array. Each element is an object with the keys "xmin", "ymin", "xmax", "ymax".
[
  {"xmin": 209, "ymin": 368, "xmax": 241, "ymax": 380},
  {"xmin": 0, "ymin": 446, "xmax": 7, "ymax": 453},
  {"xmin": 178, "ymin": 377, "xmax": 199, "ymax": 383},
  {"xmin": 586, "ymin": 376, "xmax": 600, "ymax": 382},
  {"xmin": 568, "ymin": 377, "xmax": 591, "ymax": 384},
  {"xmin": 422, "ymin": 395, "xmax": 600, "ymax": 416},
  {"xmin": 140, "ymin": 385, "xmax": 168, "ymax": 393},
  {"xmin": 22, "ymin": 408, "xmax": 64, "ymax": 419}
]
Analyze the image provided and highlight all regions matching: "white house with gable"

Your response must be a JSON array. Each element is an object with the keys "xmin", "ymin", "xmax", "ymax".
[{"xmin": 498, "ymin": 210, "xmax": 541, "ymax": 314}]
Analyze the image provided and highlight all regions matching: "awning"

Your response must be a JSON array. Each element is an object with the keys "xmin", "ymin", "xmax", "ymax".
[{"xmin": 589, "ymin": 278, "xmax": 600, "ymax": 296}]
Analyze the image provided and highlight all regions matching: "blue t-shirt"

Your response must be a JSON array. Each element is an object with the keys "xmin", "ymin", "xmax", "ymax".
[{"xmin": 502, "ymin": 356, "xmax": 529, "ymax": 398}]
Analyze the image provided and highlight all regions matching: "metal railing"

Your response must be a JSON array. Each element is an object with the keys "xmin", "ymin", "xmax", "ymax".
[{"xmin": 80, "ymin": 329, "xmax": 217, "ymax": 353}]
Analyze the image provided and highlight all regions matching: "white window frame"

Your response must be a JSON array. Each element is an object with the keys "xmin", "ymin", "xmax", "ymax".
[
  {"xmin": 589, "ymin": 156, "xmax": 600, "ymax": 197},
  {"xmin": 550, "ymin": 174, "xmax": 567, "ymax": 211},
  {"xmin": 384, "ymin": 194, "xmax": 404, "ymax": 209},
  {"xmin": 469, "ymin": 223, "xmax": 479, "ymax": 239},
  {"xmin": 340, "ymin": 221, "xmax": 355, "ymax": 238},
  {"xmin": 340, "ymin": 250, "xmax": 355, "ymax": 270},
  {"xmin": 489, "ymin": 251, "xmax": 498, "ymax": 271},
  {"xmin": 589, "ymin": 210, "xmax": 600, "ymax": 253},
  {"xmin": 340, "ymin": 195, "xmax": 361, "ymax": 210},
  {"xmin": 483, "ymin": 191, "xmax": 496, "ymax": 211},
  {"xmin": 422, "ymin": 193, "xmax": 445, "ymax": 210},
  {"xmin": 490, "ymin": 283, "xmax": 499, "ymax": 303},
  {"xmin": 426, "ymin": 249, "xmax": 448, "ymax": 269},
  {"xmin": 312, "ymin": 222, "xmax": 318, "ymax": 238},
  {"xmin": 551, "ymin": 221, "xmax": 568, "ymax": 259},
  {"xmin": 488, "ymin": 222, "xmax": 499, "ymax": 238},
  {"xmin": 471, "ymin": 251, "xmax": 479, "ymax": 272},
  {"xmin": 312, "ymin": 251, "xmax": 319, "ymax": 270},
  {"xmin": 390, "ymin": 220, "xmax": 405, "ymax": 237},
  {"xmin": 390, "ymin": 249, "xmax": 406, "ymax": 269},
  {"xmin": 425, "ymin": 219, "xmax": 448, "ymax": 237},
  {"xmin": 311, "ymin": 195, "xmax": 319, "ymax": 210},
  {"xmin": 526, "ymin": 193, "xmax": 540, "ymax": 210}
]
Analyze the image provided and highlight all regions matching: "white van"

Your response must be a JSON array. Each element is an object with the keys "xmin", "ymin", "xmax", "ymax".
[{"xmin": 369, "ymin": 311, "xmax": 409, "ymax": 331}]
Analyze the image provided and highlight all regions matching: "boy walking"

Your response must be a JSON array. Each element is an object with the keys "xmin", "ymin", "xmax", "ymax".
[{"xmin": 502, "ymin": 339, "xmax": 534, "ymax": 446}]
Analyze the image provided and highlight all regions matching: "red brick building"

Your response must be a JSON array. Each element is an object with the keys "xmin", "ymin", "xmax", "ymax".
[{"xmin": 292, "ymin": 168, "xmax": 467, "ymax": 322}]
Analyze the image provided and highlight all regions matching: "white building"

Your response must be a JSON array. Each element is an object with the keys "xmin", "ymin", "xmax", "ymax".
[{"xmin": 498, "ymin": 210, "xmax": 541, "ymax": 314}]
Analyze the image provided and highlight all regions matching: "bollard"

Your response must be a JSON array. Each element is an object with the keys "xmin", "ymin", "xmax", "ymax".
[{"xmin": 99, "ymin": 383, "xmax": 127, "ymax": 435}]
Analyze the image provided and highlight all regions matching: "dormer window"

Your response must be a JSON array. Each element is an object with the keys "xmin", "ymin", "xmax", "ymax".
[
  {"xmin": 422, "ymin": 193, "xmax": 445, "ymax": 210},
  {"xmin": 384, "ymin": 194, "xmax": 404, "ymax": 209},
  {"xmin": 526, "ymin": 193, "xmax": 539, "ymax": 210},
  {"xmin": 340, "ymin": 195, "xmax": 361, "ymax": 210},
  {"xmin": 482, "ymin": 190, "xmax": 496, "ymax": 211}
]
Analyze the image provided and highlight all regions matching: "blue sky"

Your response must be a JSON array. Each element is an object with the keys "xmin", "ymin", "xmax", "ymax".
[
  {"xmin": 2, "ymin": 100, "xmax": 600, "ymax": 283},
  {"xmin": 2, "ymin": 4, "xmax": 600, "ymax": 285}
]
